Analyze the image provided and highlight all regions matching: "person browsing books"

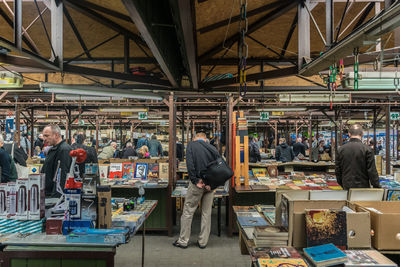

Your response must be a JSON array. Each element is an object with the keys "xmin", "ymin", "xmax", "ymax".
[
  {"xmin": 335, "ymin": 124, "xmax": 380, "ymax": 190},
  {"xmin": 173, "ymin": 132, "xmax": 218, "ymax": 249}
]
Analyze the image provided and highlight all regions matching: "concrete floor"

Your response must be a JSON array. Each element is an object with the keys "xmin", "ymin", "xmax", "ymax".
[{"xmin": 115, "ymin": 208, "xmax": 250, "ymax": 267}]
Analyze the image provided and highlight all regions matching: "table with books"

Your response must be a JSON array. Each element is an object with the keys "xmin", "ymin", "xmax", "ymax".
[
  {"xmin": 249, "ymin": 161, "xmax": 336, "ymax": 173},
  {"xmin": 0, "ymin": 200, "xmax": 158, "ymax": 267},
  {"xmin": 233, "ymin": 205, "xmax": 399, "ymax": 267},
  {"xmin": 172, "ymin": 180, "xmax": 229, "ymax": 236}
]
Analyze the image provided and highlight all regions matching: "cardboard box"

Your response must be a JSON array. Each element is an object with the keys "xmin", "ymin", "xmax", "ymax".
[
  {"xmin": 6, "ymin": 182, "xmax": 17, "ymax": 219},
  {"xmin": 281, "ymin": 193, "xmax": 371, "ymax": 249},
  {"xmin": 46, "ymin": 217, "xmax": 63, "ymax": 235},
  {"xmin": 0, "ymin": 184, "xmax": 7, "ymax": 219},
  {"xmin": 81, "ymin": 195, "xmax": 97, "ymax": 221},
  {"xmin": 28, "ymin": 174, "xmax": 45, "ymax": 220},
  {"xmin": 352, "ymin": 201, "xmax": 400, "ymax": 250},
  {"xmin": 97, "ymin": 186, "xmax": 111, "ymax": 229},
  {"xmin": 275, "ymin": 189, "xmax": 309, "ymax": 227},
  {"xmin": 348, "ymin": 188, "xmax": 385, "ymax": 201},
  {"xmin": 15, "ymin": 179, "xmax": 29, "ymax": 220},
  {"xmin": 64, "ymin": 189, "xmax": 81, "ymax": 220}
]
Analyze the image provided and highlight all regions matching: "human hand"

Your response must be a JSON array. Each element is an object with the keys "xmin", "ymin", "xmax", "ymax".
[
  {"xmin": 204, "ymin": 185, "xmax": 211, "ymax": 191},
  {"xmin": 196, "ymin": 179, "xmax": 205, "ymax": 189}
]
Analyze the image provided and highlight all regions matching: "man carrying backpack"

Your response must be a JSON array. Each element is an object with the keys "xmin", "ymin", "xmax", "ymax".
[{"xmin": 173, "ymin": 132, "xmax": 218, "ymax": 249}]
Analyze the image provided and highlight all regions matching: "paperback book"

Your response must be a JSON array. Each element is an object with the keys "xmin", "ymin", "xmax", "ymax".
[
  {"xmin": 257, "ymin": 258, "xmax": 308, "ymax": 267},
  {"xmin": 250, "ymin": 247, "xmax": 302, "ymax": 260},
  {"xmin": 236, "ymin": 212, "xmax": 269, "ymax": 227},
  {"xmin": 304, "ymin": 243, "xmax": 348, "ymax": 267},
  {"xmin": 344, "ymin": 250, "xmax": 398, "ymax": 267}
]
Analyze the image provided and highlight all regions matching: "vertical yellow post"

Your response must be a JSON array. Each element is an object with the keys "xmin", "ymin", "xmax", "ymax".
[
  {"xmin": 235, "ymin": 136, "xmax": 241, "ymax": 186},
  {"xmin": 244, "ymin": 135, "xmax": 249, "ymax": 186}
]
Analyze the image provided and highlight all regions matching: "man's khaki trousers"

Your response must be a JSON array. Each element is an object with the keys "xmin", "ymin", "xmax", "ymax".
[{"xmin": 177, "ymin": 182, "xmax": 214, "ymax": 246}]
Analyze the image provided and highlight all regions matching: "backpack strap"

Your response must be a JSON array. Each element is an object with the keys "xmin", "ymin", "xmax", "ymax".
[{"xmin": 198, "ymin": 141, "xmax": 219, "ymax": 159}]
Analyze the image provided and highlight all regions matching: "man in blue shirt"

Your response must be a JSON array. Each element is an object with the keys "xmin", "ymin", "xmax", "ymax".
[{"xmin": 136, "ymin": 134, "xmax": 149, "ymax": 150}]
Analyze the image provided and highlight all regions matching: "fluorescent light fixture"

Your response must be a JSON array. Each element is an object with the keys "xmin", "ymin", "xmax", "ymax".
[
  {"xmin": 100, "ymin": 108, "xmax": 148, "ymax": 112},
  {"xmin": 40, "ymin": 82, "xmax": 163, "ymax": 100},
  {"xmin": 342, "ymin": 72, "xmax": 400, "ymax": 90},
  {"xmin": 56, "ymin": 94, "xmax": 124, "ymax": 101},
  {"xmin": 279, "ymin": 94, "xmax": 350, "ymax": 102},
  {"xmin": 0, "ymin": 71, "xmax": 23, "ymax": 88},
  {"xmin": 255, "ymin": 107, "xmax": 307, "ymax": 112}
]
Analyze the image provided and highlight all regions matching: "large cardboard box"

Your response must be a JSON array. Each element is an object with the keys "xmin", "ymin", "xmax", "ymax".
[
  {"xmin": 275, "ymin": 190, "xmax": 309, "ymax": 226},
  {"xmin": 281, "ymin": 193, "xmax": 371, "ymax": 249},
  {"xmin": 352, "ymin": 201, "xmax": 400, "ymax": 250}
]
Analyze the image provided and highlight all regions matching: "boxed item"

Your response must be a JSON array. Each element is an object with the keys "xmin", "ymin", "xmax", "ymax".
[
  {"xmin": 0, "ymin": 183, "xmax": 7, "ymax": 219},
  {"xmin": 85, "ymin": 163, "xmax": 98, "ymax": 175},
  {"xmin": 352, "ymin": 201, "xmax": 400, "ymax": 250},
  {"xmin": 62, "ymin": 219, "xmax": 93, "ymax": 235},
  {"xmin": 275, "ymin": 189, "xmax": 309, "ymax": 226},
  {"xmin": 64, "ymin": 188, "xmax": 81, "ymax": 220},
  {"xmin": 66, "ymin": 228, "xmax": 129, "ymax": 244},
  {"xmin": 28, "ymin": 174, "xmax": 45, "ymax": 220},
  {"xmin": 15, "ymin": 179, "xmax": 29, "ymax": 220},
  {"xmin": 112, "ymin": 211, "xmax": 145, "ymax": 233},
  {"xmin": 6, "ymin": 182, "xmax": 17, "ymax": 219},
  {"xmin": 97, "ymin": 186, "xmax": 111, "ymax": 229},
  {"xmin": 280, "ymin": 193, "xmax": 371, "ymax": 248},
  {"xmin": 0, "ymin": 218, "xmax": 45, "ymax": 233},
  {"xmin": 82, "ymin": 176, "xmax": 97, "ymax": 195},
  {"xmin": 81, "ymin": 195, "xmax": 97, "ymax": 221},
  {"xmin": 348, "ymin": 188, "xmax": 384, "ymax": 201},
  {"xmin": 46, "ymin": 217, "xmax": 63, "ymax": 235}
]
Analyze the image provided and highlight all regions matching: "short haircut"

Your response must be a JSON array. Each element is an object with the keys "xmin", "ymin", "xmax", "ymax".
[
  {"xmin": 45, "ymin": 124, "xmax": 62, "ymax": 136},
  {"xmin": 195, "ymin": 132, "xmax": 206, "ymax": 139},
  {"xmin": 296, "ymin": 137, "xmax": 302, "ymax": 143},
  {"xmin": 151, "ymin": 135, "xmax": 157, "ymax": 140},
  {"xmin": 279, "ymin": 137, "xmax": 286, "ymax": 144},
  {"xmin": 349, "ymin": 124, "xmax": 363, "ymax": 137},
  {"xmin": 76, "ymin": 134, "xmax": 85, "ymax": 144},
  {"xmin": 126, "ymin": 142, "xmax": 132, "ymax": 147}
]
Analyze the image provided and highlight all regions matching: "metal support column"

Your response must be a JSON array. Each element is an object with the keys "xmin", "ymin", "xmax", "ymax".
[
  {"xmin": 309, "ymin": 115, "xmax": 312, "ymax": 162},
  {"xmin": 14, "ymin": 0, "xmax": 22, "ymax": 50},
  {"xmin": 219, "ymin": 107, "xmax": 223, "ymax": 155},
  {"xmin": 227, "ymin": 95, "xmax": 234, "ymax": 237},
  {"xmin": 30, "ymin": 108, "xmax": 34, "ymax": 157},
  {"xmin": 51, "ymin": 0, "xmax": 63, "ymax": 68},
  {"xmin": 181, "ymin": 107, "xmax": 185, "ymax": 146},
  {"xmin": 373, "ymin": 109, "xmax": 377, "ymax": 154},
  {"xmin": 167, "ymin": 93, "xmax": 176, "ymax": 237},
  {"xmin": 298, "ymin": 0, "xmax": 310, "ymax": 68},
  {"xmin": 95, "ymin": 115, "xmax": 99, "ymax": 153},
  {"xmin": 124, "ymin": 36, "xmax": 130, "ymax": 73},
  {"xmin": 386, "ymin": 105, "xmax": 391, "ymax": 175},
  {"xmin": 15, "ymin": 103, "xmax": 21, "ymax": 146},
  {"xmin": 274, "ymin": 121, "xmax": 278, "ymax": 148},
  {"xmin": 339, "ymin": 117, "xmax": 343, "ymax": 146},
  {"xmin": 325, "ymin": 0, "xmax": 334, "ymax": 47}
]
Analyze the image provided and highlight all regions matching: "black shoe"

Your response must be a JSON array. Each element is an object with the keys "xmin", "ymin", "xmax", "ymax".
[
  {"xmin": 173, "ymin": 240, "xmax": 188, "ymax": 249},
  {"xmin": 197, "ymin": 241, "xmax": 206, "ymax": 249}
]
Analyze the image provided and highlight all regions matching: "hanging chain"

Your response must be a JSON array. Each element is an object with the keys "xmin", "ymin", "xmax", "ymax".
[
  {"xmin": 353, "ymin": 47, "xmax": 359, "ymax": 90},
  {"xmin": 238, "ymin": 0, "xmax": 248, "ymax": 97}
]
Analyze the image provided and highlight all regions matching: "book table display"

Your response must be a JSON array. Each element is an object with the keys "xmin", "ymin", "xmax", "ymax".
[
  {"xmin": 0, "ymin": 200, "xmax": 158, "ymax": 267},
  {"xmin": 233, "ymin": 205, "xmax": 399, "ymax": 267}
]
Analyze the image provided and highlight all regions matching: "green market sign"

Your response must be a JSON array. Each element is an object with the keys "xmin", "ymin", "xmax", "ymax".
[
  {"xmin": 138, "ymin": 112, "xmax": 148, "ymax": 120},
  {"xmin": 390, "ymin": 112, "xmax": 400, "ymax": 121},
  {"xmin": 260, "ymin": 111, "xmax": 269, "ymax": 121}
]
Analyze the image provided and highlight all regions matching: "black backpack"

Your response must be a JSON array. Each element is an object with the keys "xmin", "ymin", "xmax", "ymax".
[{"xmin": 199, "ymin": 142, "xmax": 234, "ymax": 190}]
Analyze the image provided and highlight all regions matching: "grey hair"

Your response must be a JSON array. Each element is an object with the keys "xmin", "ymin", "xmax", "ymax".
[
  {"xmin": 45, "ymin": 124, "xmax": 62, "ymax": 136},
  {"xmin": 126, "ymin": 142, "xmax": 133, "ymax": 147}
]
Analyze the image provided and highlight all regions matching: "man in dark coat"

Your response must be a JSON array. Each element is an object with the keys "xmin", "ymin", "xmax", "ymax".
[
  {"xmin": 336, "ymin": 124, "xmax": 380, "ymax": 190},
  {"xmin": 41, "ymin": 124, "xmax": 72, "ymax": 197},
  {"xmin": 249, "ymin": 135, "xmax": 261, "ymax": 163},
  {"xmin": 122, "ymin": 142, "xmax": 137, "ymax": 158},
  {"xmin": 275, "ymin": 138, "xmax": 295, "ymax": 162},
  {"xmin": 292, "ymin": 137, "xmax": 306, "ymax": 157}
]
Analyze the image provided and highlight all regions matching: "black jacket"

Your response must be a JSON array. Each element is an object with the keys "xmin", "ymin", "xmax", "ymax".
[
  {"xmin": 176, "ymin": 142, "xmax": 184, "ymax": 161},
  {"xmin": 3, "ymin": 142, "xmax": 28, "ymax": 167},
  {"xmin": 249, "ymin": 141, "xmax": 261, "ymax": 163},
  {"xmin": 71, "ymin": 143, "xmax": 98, "ymax": 177},
  {"xmin": 275, "ymin": 143, "xmax": 294, "ymax": 162},
  {"xmin": 34, "ymin": 138, "xmax": 44, "ymax": 150},
  {"xmin": 293, "ymin": 142, "xmax": 306, "ymax": 156},
  {"xmin": 122, "ymin": 147, "xmax": 137, "ymax": 159},
  {"xmin": 335, "ymin": 138, "xmax": 380, "ymax": 190},
  {"xmin": 41, "ymin": 140, "xmax": 72, "ymax": 197},
  {"xmin": 0, "ymin": 147, "xmax": 11, "ymax": 182},
  {"xmin": 186, "ymin": 140, "xmax": 218, "ymax": 185}
]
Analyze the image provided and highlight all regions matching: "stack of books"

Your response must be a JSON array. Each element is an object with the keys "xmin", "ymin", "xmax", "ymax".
[
  {"xmin": 303, "ymin": 243, "xmax": 348, "ymax": 267},
  {"xmin": 253, "ymin": 226, "xmax": 289, "ymax": 247}
]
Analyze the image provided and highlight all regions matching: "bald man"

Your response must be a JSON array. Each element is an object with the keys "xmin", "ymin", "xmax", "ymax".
[{"xmin": 336, "ymin": 124, "xmax": 380, "ymax": 190}]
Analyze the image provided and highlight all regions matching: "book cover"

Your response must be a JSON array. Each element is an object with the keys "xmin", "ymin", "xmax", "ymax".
[
  {"xmin": 305, "ymin": 209, "xmax": 347, "ymax": 249},
  {"xmin": 304, "ymin": 243, "xmax": 347, "ymax": 266},
  {"xmin": 252, "ymin": 168, "xmax": 267, "ymax": 177},
  {"xmin": 122, "ymin": 163, "xmax": 135, "ymax": 179},
  {"xmin": 109, "ymin": 163, "xmax": 123, "ymax": 179},
  {"xmin": 236, "ymin": 212, "xmax": 269, "ymax": 227},
  {"xmin": 134, "ymin": 163, "xmax": 148, "ymax": 179},
  {"xmin": 158, "ymin": 163, "xmax": 168, "ymax": 179},
  {"xmin": 257, "ymin": 258, "xmax": 308, "ymax": 267},
  {"xmin": 254, "ymin": 240, "xmax": 288, "ymax": 247},
  {"xmin": 250, "ymin": 247, "xmax": 302, "ymax": 259},
  {"xmin": 99, "ymin": 164, "xmax": 109, "ymax": 179},
  {"xmin": 386, "ymin": 189, "xmax": 400, "ymax": 201},
  {"xmin": 233, "ymin": 206, "xmax": 257, "ymax": 213},
  {"xmin": 344, "ymin": 250, "xmax": 397, "ymax": 267},
  {"xmin": 147, "ymin": 163, "xmax": 159, "ymax": 179},
  {"xmin": 263, "ymin": 211, "xmax": 276, "ymax": 225}
]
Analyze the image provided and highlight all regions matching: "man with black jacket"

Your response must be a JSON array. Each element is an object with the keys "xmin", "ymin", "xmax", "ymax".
[
  {"xmin": 336, "ymin": 124, "xmax": 380, "ymax": 190},
  {"xmin": 41, "ymin": 124, "xmax": 72, "ymax": 197},
  {"xmin": 71, "ymin": 134, "xmax": 98, "ymax": 177},
  {"xmin": 173, "ymin": 132, "xmax": 218, "ymax": 249}
]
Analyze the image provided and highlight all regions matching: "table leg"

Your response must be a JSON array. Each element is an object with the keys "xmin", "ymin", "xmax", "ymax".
[
  {"xmin": 173, "ymin": 198, "xmax": 177, "ymax": 226},
  {"xmin": 141, "ymin": 221, "xmax": 145, "ymax": 267},
  {"xmin": 225, "ymin": 196, "xmax": 229, "ymax": 226},
  {"xmin": 217, "ymin": 198, "xmax": 221, "ymax": 237}
]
